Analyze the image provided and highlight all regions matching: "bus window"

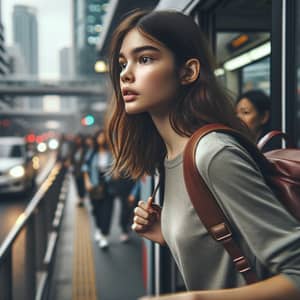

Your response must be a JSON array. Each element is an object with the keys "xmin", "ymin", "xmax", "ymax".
[{"xmin": 242, "ymin": 57, "xmax": 270, "ymax": 95}]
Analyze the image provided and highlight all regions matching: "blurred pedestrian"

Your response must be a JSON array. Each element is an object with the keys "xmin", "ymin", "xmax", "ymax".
[
  {"xmin": 111, "ymin": 175, "xmax": 135, "ymax": 242},
  {"xmin": 57, "ymin": 133, "xmax": 72, "ymax": 167},
  {"xmin": 83, "ymin": 129, "xmax": 114, "ymax": 249},
  {"xmin": 71, "ymin": 134, "xmax": 86, "ymax": 207}
]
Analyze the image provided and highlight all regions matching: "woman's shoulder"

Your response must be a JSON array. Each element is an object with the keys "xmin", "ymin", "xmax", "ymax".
[
  {"xmin": 195, "ymin": 131, "xmax": 255, "ymax": 174},
  {"xmin": 196, "ymin": 131, "xmax": 241, "ymax": 157}
]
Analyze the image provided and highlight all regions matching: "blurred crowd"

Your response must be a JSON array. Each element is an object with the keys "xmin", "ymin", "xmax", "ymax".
[{"xmin": 56, "ymin": 129, "xmax": 140, "ymax": 249}]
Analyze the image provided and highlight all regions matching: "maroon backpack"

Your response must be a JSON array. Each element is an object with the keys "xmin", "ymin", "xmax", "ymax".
[{"xmin": 183, "ymin": 123, "xmax": 300, "ymax": 284}]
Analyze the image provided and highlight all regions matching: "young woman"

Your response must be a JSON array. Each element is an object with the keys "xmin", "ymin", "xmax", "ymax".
[
  {"xmin": 83, "ymin": 129, "xmax": 114, "ymax": 249},
  {"xmin": 107, "ymin": 10, "xmax": 300, "ymax": 299},
  {"xmin": 236, "ymin": 90, "xmax": 271, "ymax": 142}
]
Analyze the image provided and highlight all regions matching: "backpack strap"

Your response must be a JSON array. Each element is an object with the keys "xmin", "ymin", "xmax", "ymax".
[
  {"xmin": 257, "ymin": 130, "xmax": 293, "ymax": 151},
  {"xmin": 183, "ymin": 123, "xmax": 259, "ymax": 284}
]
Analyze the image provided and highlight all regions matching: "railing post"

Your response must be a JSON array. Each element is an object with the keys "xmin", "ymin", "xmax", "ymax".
[
  {"xmin": 24, "ymin": 217, "xmax": 36, "ymax": 300},
  {"xmin": 0, "ymin": 251, "xmax": 13, "ymax": 300},
  {"xmin": 35, "ymin": 203, "xmax": 48, "ymax": 270}
]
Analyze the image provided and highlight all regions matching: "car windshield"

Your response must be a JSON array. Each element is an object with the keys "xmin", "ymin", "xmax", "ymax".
[{"xmin": 0, "ymin": 145, "xmax": 24, "ymax": 158}]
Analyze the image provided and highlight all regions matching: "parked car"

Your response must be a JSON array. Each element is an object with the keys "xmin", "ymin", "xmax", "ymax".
[{"xmin": 0, "ymin": 137, "xmax": 36, "ymax": 194}]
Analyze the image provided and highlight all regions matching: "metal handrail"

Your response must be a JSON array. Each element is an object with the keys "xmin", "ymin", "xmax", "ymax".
[
  {"xmin": 0, "ymin": 165, "xmax": 60, "ymax": 258},
  {"xmin": 0, "ymin": 162, "xmax": 69, "ymax": 300}
]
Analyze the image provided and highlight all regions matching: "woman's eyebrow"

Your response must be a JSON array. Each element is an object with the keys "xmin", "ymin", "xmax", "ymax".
[{"xmin": 119, "ymin": 45, "xmax": 160, "ymax": 58}]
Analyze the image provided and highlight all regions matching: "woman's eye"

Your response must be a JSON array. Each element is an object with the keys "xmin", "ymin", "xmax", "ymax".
[
  {"xmin": 140, "ymin": 56, "xmax": 153, "ymax": 64},
  {"xmin": 119, "ymin": 62, "xmax": 127, "ymax": 70}
]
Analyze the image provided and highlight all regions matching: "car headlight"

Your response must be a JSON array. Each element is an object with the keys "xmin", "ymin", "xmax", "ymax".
[{"xmin": 9, "ymin": 165, "xmax": 25, "ymax": 178}]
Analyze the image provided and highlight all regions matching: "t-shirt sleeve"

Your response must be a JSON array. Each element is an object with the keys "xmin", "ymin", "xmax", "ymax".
[{"xmin": 197, "ymin": 143, "xmax": 300, "ymax": 290}]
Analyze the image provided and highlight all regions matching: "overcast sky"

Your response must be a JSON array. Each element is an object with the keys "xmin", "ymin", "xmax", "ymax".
[{"xmin": 2, "ymin": 0, "xmax": 72, "ymax": 79}]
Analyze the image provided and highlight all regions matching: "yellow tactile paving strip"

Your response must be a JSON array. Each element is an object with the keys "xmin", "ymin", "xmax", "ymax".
[{"xmin": 72, "ymin": 207, "xmax": 98, "ymax": 300}]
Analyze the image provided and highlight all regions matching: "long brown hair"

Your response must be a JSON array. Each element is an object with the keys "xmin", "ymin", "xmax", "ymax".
[{"xmin": 107, "ymin": 10, "xmax": 250, "ymax": 179}]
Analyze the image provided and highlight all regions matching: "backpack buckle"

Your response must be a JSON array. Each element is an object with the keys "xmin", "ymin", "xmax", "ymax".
[
  {"xmin": 210, "ymin": 223, "xmax": 232, "ymax": 242},
  {"xmin": 233, "ymin": 256, "xmax": 251, "ymax": 273}
]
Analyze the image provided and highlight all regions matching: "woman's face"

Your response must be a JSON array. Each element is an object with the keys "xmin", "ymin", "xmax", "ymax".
[
  {"xmin": 85, "ymin": 137, "xmax": 93, "ymax": 147},
  {"xmin": 236, "ymin": 97, "xmax": 266, "ymax": 136},
  {"xmin": 97, "ymin": 132, "xmax": 106, "ymax": 146},
  {"xmin": 119, "ymin": 29, "xmax": 179, "ymax": 116},
  {"xmin": 75, "ymin": 136, "xmax": 82, "ymax": 145}
]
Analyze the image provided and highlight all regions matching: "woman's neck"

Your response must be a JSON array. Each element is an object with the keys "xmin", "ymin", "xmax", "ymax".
[{"xmin": 151, "ymin": 114, "xmax": 189, "ymax": 160}]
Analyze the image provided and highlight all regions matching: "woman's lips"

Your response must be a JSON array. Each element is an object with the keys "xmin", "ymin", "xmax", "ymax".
[
  {"xmin": 122, "ymin": 89, "xmax": 139, "ymax": 102},
  {"xmin": 123, "ymin": 94, "xmax": 138, "ymax": 102}
]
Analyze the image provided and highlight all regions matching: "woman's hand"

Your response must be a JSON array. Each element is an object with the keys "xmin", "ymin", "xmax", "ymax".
[
  {"xmin": 83, "ymin": 173, "xmax": 93, "ymax": 192},
  {"xmin": 132, "ymin": 197, "xmax": 165, "ymax": 245},
  {"xmin": 86, "ymin": 182, "xmax": 93, "ymax": 192},
  {"xmin": 128, "ymin": 194, "xmax": 136, "ymax": 205}
]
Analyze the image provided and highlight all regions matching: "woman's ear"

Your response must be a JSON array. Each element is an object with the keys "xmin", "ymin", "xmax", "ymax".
[{"xmin": 180, "ymin": 58, "xmax": 200, "ymax": 85}]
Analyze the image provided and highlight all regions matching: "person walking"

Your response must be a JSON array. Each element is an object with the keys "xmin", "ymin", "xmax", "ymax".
[
  {"xmin": 71, "ymin": 134, "xmax": 86, "ymax": 206},
  {"xmin": 83, "ymin": 129, "xmax": 114, "ymax": 249}
]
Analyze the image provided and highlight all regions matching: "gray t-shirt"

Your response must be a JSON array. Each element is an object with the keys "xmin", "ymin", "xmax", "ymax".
[{"xmin": 161, "ymin": 132, "xmax": 300, "ymax": 291}]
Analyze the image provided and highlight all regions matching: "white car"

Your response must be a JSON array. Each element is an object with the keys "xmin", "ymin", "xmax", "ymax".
[{"xmin": 0, "ymin": 137, "xmax": 36, "ymax": 194}]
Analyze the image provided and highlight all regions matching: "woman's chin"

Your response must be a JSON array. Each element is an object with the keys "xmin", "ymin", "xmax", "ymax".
[{"xmin": 125, "ymin": 106, "xmax": 145, "ymax": 115}]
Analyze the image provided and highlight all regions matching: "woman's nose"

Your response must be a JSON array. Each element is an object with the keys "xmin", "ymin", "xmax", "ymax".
[{"xmin": 120, "ymin": 66, "xmax": 134, "ymax": 83}]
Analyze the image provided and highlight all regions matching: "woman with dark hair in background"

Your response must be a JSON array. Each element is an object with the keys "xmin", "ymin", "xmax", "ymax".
[
  {"xmin": 236, "ymin": 90, "xmax": 271, "ymax": 142},
  {"xmin": 83, "ymin": 129, "xmax": 114, "ymax": 249},
  {"xmin": 71, "ymin": 134, "xmax": 86, "ymax": 206},
  {"xmin": 83, "ymin": 134, "xmax": 95, "ymax": 163},
  {"xmin": 107, "ymin": 9, "xmax": 300, "ymax": 300}
]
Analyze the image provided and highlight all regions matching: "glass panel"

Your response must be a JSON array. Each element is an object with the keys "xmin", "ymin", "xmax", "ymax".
[
  {"xmin": 242, "ymin": 57, "xmax": 270, "ymax": 95},
  {"xmin": 0, "ymin": 144, "xmax": 23, "ymax": 158},
  {"xmin": 215, "ymin": 32, "xmax": 270, "ymax": 96}
]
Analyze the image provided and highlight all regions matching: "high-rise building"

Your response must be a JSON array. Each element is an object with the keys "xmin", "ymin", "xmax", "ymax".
[
  {"xmin": 13, "ymin": 5, "xmax": 38, "ymax": 76},
  {"xmin": 7, "ymin": 45, "xmax": 27, "ymax": 76},
  {"xmin": 59, "ymin": 47, "xmax": 74, "ymax": 79},
  {"xmin": 59, "ymin": 47, "xmax": 77, "ymax": 114},
  {"xmin": 0, "ymin": 0, "xmax": 9, "ymax": 76},
  {"xmin": 73, "ymin": 0, "xmax": 109, "ymax": 78}
]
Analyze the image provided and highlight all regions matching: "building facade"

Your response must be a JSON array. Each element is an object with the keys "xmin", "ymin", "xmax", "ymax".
[
  {"xmin": 59, "ymin": 47, "xmax": 74, "ymax": 80},
  {"xmin": 0, "ymin": 0, "xmax": 9, "ymax": 77},
  {"xmin": 13, "ymin": 5, "xmax": 38, "ymax": 76},
  {"xmin": 73, "ymin": 0, "xmax": 109, "ymax": 78}
]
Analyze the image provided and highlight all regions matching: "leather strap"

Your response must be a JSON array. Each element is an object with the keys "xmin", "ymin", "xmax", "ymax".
[
  {"xmin": 257, "ymin": 130, "xmax": 293, "ymax": 151},
  {"xmin": 183, "ymin": 123, "xmax": 259, "ymax": 284}
]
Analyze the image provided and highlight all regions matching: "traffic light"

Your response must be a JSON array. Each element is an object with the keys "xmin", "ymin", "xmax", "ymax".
[{"xmin": 81, "ymin": 114, "xmax": 95, "ymax": 126}]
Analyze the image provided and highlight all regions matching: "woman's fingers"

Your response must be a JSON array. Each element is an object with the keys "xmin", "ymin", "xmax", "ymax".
[
  {"xmin": 146, "ymin": 196, "xmax": 153, "ymax": 209},
  {"xmin": 134, "ymin": 215, "xmax": 149, "ymax": 225},
  {"xmin": 132, "ymin": 223, "xmax": 145, "ymax": 232},
  {"xmin": 132, "ymin": 199, "xmax": 162, "ymax": 234},
  {"xmin": 132, "ymin": 201, "xmax": 152, "ymax": 232},
  {"xmin": 138, "ymin": 200, "xmax": 148, "ymax": 209},
  {"xmin": 134, "ymin": 205, "xmax": 150, "ymax": 219}
]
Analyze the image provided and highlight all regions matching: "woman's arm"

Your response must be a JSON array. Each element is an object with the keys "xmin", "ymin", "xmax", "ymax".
[
  {"xmin": 140, "ymin": 275, "xmax": 300, "ymax": 300},
  {"xmin": 83, "ymin": 171, "xmax": 92, "ymax": 191}
]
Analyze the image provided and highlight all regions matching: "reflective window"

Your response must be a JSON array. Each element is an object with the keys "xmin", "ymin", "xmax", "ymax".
[
  {"xmin": 0, "ymin": 145, "xmax": 23, "ymax": 158},
  {"xmin": 242, "ymin": 57, "xmax": 270, "ymax": 95}
]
